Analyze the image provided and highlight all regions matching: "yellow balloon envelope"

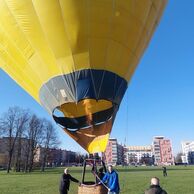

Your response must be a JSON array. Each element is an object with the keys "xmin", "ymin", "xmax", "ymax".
[{"xmin": 0, "ymin": 0, "xmax": 167, "ymax": 153}]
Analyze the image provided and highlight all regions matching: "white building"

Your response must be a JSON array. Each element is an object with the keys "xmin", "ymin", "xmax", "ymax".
[
  {"xmin": 152, "ymin": 136, "xmax": 163, "ymax": 164},
  {"xmin": 181, "ymin": 141, "xmax": 194, "ymax": 164},
  {"xmin": 124, "ymin": 145, "xmax": 153, "ymax": 165}
]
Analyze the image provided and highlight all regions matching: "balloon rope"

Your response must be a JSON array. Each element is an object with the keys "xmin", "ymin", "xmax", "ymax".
[{"xmin": 91, "ymin": 171, "xmax": 109, "ymax": 190}]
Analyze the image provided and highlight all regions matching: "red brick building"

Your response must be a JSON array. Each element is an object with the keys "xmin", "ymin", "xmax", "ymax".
[
  {"xmin": 153, "ymin": 136, "xmax": 174, "ymax": 165},
  {"xmin": 104, "ymin": 138, "xmax": 124, "ymax": 165}
]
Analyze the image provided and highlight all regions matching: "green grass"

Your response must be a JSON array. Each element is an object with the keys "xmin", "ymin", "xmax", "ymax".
[{"xmin": 0, "ymin": 166, "xmax": 194, "ymax": 194}]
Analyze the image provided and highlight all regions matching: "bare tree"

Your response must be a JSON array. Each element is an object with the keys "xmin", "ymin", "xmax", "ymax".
[
  {"xmin": 0, "ymin": 107, "xmax": 28, "ymax": 173},
  {"xmin": 0, "ymin": 106, "xmax": 61, "ymax": 173},
  {"xmin": 40, "ymin": 119, "xmax": 58, "ymax": 172},
  {"xmin": 24, "ymin": 114, "xmax": 44, "ymax": 172},
  {"xmin": 14, "ymin": 110, "xmax": 30, "ymax": 172}
]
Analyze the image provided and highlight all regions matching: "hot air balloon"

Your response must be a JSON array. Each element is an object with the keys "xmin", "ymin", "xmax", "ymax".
[{"xmin": 0, "ymin": 0, "xmax": 167, "ymax": 155}]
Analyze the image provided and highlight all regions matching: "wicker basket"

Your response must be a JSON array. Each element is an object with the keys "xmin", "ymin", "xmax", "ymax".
[{"xmin": 78, "ymin": 183, "xmax": 108, "ymax": 194}]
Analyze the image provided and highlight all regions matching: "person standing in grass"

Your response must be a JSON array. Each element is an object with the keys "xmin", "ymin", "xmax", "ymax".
[
  {"xmin": 144, "ymin": 177, "xmax": 168, "ymax": 194},
  {"xmin": 101, "ymin": 165, "xmax": 120, "ymax": 194},
  {"xmin": 162, "ymin": 166, "xmax": 167, "ymax": 177},
  {"xmin": 59, "ymin": 168, "xmax": 80, "ymax": 194}
]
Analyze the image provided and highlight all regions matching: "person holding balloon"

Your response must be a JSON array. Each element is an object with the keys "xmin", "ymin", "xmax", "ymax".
[
  {"xmin": 101, "ymin": 165, "xmax": 120, "ymax": 194},
  {"xmin": 59, "ymin": 168, "xmax": 80, "ymax": 194}
]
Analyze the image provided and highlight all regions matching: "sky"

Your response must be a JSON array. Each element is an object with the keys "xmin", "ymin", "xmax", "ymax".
[{"xmin": 0, "ymin": 1, "xmax": 194, "ymax": 155}]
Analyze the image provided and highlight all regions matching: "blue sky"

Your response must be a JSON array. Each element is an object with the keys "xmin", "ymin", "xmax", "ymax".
[{"xmin": 0, "ymin": 1, "xmax": 194, "ymax": 155}]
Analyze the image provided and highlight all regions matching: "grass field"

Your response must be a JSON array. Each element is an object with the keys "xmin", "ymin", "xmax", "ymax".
[{"xmin": 0, "ymin": 166, "xmax": 194, "ymax": 194}]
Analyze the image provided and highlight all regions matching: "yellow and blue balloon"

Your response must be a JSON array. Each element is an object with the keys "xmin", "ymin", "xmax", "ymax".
[{"xmin": 0, "ymin": 0, "xmax": 167, "ymax": 153}]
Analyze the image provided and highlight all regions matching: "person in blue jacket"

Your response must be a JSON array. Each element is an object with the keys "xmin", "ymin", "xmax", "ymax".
[{"xmin": 101, "ymin": 165, "xmax": 120, "ymax": 194}]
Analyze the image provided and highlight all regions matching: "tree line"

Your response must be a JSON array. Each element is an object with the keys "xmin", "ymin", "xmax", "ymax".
[{"xmin": 0, "ymin": 106, "xmax": 58, "ymax": 173}]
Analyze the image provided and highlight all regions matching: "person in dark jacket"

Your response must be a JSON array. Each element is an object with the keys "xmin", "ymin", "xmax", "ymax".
[
  {"xmin": 144, "ymin": 177, "xmax": 168, "ymax": 194},
  {"xmin": 98, "ymin": 167, "xmax": 105, "ymax": 180},
  {"xmin": 101, "ymin": 165, "xmax": 120, "ymax": 194},
  {"xmin": 162, "ymin": 166, "xmax": 167, "ymax": 177},
  {"xmin": 59, "ymin": 168, "xmax": 80, "ymax": 194}
]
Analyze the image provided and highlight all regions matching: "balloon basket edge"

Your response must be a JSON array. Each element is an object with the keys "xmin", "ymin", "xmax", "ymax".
[{"xmin": 78, "ymin": 184, "xmax": 107, "ymax": 194}]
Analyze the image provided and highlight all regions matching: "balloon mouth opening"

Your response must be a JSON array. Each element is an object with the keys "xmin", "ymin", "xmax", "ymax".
[{"xmin": 52, "ymin": 103, "xmax": 114, "ymax": 132}]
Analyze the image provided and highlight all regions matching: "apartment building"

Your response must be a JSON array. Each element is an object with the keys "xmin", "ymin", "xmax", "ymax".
[
  {"xmin": 153, "ymin": 136, "xmax": 174, "ymax": 165},
  {"xmin": 104, "ymin": 138, "xmax": 123, "ymax": 165}
]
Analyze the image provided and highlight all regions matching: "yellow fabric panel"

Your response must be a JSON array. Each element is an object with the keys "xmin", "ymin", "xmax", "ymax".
[
  {"xmin": 59, "ymin": 99, "xmax": 112, "ymax": 118},
  {"xmin": 88, "ymin": 0, "xmax": 113, "ymax": 38},
  {"xmin": 153, "ymin": 0, "xmax": 165, "ymax": 10},
  {"xmin": 130, "ymin": 0, "xmax": 152, "ymax": 23},
  {"xmin": 134, "ymin": 4, "xmax": 161, "ymax": 64},
  {"xmin": 87, "ymin": 0, "xmax": 113, "ymax": 70},
  {"xmin": 85, "ymin": 0, "xmax": 116, "ymax": 72},
  {"xmin": 59, "ymin": 0, "xmax": 90, "ymax": 71},
  {"xmin": 0, "ymin": 0, "xmax": 34, "ymax": 60},
  {"xmin": 0, "ymin": 9, "xmax": 53, "ymax": 102},
  {"xmin": 0, "ymin": 50, "xmax": 39, "ymax": 101},
  {"xmin": 0, "ymin": 0, "xmax": 67, "ymax": 103},
  {"xmin": 64, "ymin": 118, "xmax": 112, "ymax": 153},
  {"xmin": 32, "ymin": 0, "xmax": 76, "ymax": 74},
  {"xmin": 0, "ymin": 0, "xmax": 53, "ymax": 102},
  {"xmin": 104, "ymin": 0, "xmax": 166, "ymax": 81},
  {"xmin": 115, "ymin": 0, "xmax": 152, "ymax": 22},
  {"xmin": 0, "ymin": 27, "xmax": 40, "ymax": 101},
  {"xmin": 33, "ymin": 0, "xmax": 71, "ymax": 59},
  {"xmin": 5, "ymin": 0, "xmax": 60, "ymax": 79},
  {"xmin": 61, "ymin": 0, "xmax": 161, "ymax": 79},
  {"xmin": 88, "ymin": 133, "xmax": 109, "ymax": 154},
  {"xmin": 88, "ymin": 38, "xmax": 109, "ymax": 71},
  {"xmin": 104, "ymin": 41, "xmax": 132, "ymax": 76},
  {"xmin": 0, "ymin": 26, "xmax": 37, "ymax": 83}
]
